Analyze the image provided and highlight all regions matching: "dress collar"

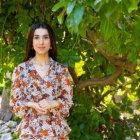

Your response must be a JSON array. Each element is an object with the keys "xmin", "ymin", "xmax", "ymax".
[{"xmin": 27, "ymin": 57, "xmax": 54, "ymax": 66}]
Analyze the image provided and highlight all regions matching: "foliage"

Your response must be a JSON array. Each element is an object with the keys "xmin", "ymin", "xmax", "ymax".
[
  {"xmin": 0, "ymin": 0, "xmax": 140, "ymax": 139},
  {"xmin": 68, "ymin": 92, "xmax": 140, "ymax": 140}
]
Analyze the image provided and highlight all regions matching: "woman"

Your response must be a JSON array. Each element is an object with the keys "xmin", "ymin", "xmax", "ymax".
[{"xmin": 9, "ymin": 23, "xmax": 73, "ymax": 140}]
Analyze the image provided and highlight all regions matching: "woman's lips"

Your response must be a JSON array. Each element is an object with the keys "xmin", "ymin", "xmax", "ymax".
[{"xmin": 38, "ymin": 47, "xmax": 45, "ymax": 50}]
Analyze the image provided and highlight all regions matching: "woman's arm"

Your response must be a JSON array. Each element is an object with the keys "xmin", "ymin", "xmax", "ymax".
[
  {"xmin": 9, "ymin": 65, "xmax": 48, "ymax": 116},
  {"xmin": 9, "ymin": 65, "xmax": 29, "ymax": 117},
  {"xmin": 52, "ymin": 67, "xmax": 73, "ymax": 117},
  {"xmin": 38, "ymin": 66, "xmax": 73, "ymax": 117},
  {"xmin": 27, "ymin": 101, "xmax": 48, "ymax": 115}
]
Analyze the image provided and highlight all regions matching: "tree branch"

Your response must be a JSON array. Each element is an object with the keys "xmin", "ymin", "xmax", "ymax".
[
  {"xmin": 68, "ymin": 67, "xmax": 78, "ymax": 84},
  {"xmin": 70, "ymin": 30, "xmax": 136, "ymax": 92},
  {"xmin": 74, "ymin": 67, "xmax": 122, "ymax": 92},
  {"xmin": 96, "ymin": 88, "xmax": 118, "ymax": 105},
  {"xmin": 96, "ymin": 80, "xmax": 132, "ymax": 104},
  {"xmin": 86, "ymin": 30, "xmax": 136, "ymax": 74}
]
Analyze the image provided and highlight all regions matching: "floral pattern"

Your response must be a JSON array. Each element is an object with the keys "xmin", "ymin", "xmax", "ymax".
[{"xmin": 9, "ymin": 58, "xmax": 73, "ymax": 140}]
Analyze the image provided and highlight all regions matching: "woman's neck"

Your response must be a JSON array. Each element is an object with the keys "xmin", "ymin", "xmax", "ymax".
[{"xmin": 33, "ymin": 54, "xmax": 50, "ymax": 65}]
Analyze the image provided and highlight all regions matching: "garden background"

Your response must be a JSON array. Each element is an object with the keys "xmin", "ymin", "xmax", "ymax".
[{"xmin": 0, "ymin": 0, "xmax": 140, "ymax": 139}]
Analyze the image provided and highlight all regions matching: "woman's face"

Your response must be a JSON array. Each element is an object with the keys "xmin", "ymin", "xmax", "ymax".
[{"xmin": 33, "ymin": 28, "xmax": 51, "ymax": 56}]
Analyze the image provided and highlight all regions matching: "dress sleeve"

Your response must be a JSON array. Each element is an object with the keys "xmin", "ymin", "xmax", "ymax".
[
  {"xmin": 9, "ymin": 65, "xmax": 28, "ymax": 117},
  {"xmin": 56, "ymin": 67, "xmax": 73, "ymax": 118}
]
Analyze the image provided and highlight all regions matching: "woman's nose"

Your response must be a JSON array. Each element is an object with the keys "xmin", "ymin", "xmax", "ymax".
[{"xmin": 39, "ymin": 38, "xmax": 43, "ymax": 44}]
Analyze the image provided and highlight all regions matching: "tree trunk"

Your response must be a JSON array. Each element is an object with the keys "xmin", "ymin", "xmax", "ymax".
[{"xmin": 0, "ymin": 88, "xmax": 12, "ymax": 121}]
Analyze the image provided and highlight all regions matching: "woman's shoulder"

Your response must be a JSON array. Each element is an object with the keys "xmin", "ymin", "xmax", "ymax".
[
  {"xmin": 15, "ymin": 62, "xmax": 26, "ymax": 69},
  {"xmin": 12, "ymin": 62, "xmax": 27, "ymax": 78},
  {"xmin": 53, "ymin": 59, "xmax": 68, "ymax": 70},
  {"xmin": 52, "ymin": 61, "xmax": 70, "ymax": 75},
  {"xmin": 13, "ymin": 60, "xmax": 30, "ymax": 74},
  {"xmin": 15, "ymin": 59, "xmax": 31, "ymax": 69}
]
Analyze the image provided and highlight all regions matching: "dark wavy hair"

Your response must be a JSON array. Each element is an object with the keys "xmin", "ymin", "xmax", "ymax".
[{"xmin": 24, "ymin": 22, "xmax": 57, "ymax": 61}]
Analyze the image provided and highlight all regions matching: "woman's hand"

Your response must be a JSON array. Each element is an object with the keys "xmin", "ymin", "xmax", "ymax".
[
  {"xmin": 26, "ymin": 99, "xmax": 60, "ymax": 115},
  {"xmin": 38, "ymin": 99, "xmax": 51, "ymax": 110},
  {"xmin": 38, "ymin": 99, "xmax": 60, "ymax": 110},
  {"xmin": 27, "ymin": 102, "xmax": 48, "ymax": 115}
]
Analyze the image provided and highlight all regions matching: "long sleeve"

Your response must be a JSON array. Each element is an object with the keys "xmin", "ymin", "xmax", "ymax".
[
  {"xmin": 9, "ymin": 65, "xmax": 28, "ymax": 117},
  {"xmin": 56, "ymin": 67, "xmax": 73, "ymax": 118}
]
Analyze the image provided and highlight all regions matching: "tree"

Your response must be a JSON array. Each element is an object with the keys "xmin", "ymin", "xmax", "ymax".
[
  {"xmin": 0, "ymin": 88, "xmax": 12, "ymax": 121},
  {"xmin": 0, "ymin": 0, "xmax": 140, "ymax": 139}
]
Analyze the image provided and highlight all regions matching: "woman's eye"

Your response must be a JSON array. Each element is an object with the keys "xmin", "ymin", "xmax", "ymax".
[
  {"xmin": 34, "ymin": 36, "xmax": 39, "ymax": 39},
  {"xmin": 33, "ymin": 36, "xmax": 49, "ymax": 39},
  {"xmin": 44, "ymin": 36, "xmax": 49, "ymax": 39}
]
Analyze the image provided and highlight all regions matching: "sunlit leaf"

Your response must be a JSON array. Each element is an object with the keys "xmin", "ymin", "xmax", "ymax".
[
  {"xmin": 57, "ymin": 8, "xmax": 65, "ymax": 24},
  {"xmin": 66, "ymin": 1, "xmax": 76, "ymax": 15},
  {"xmin": 66, "ymin": 5, "xmax": 85, "ymax": 33},
  {"xmin": 52, "ymin": 0, "xmax": 67, "ymax": 12}
]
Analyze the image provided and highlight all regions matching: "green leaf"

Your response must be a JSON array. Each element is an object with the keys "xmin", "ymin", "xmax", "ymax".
[
  {"xmin": 0, "ymin": 16, "xmax": 5, "ymax": 24},
  {"xmin": 58, "ymin": 49, "xmax": 80, "ymax": 67},
  {"xmin": 57, "ymin": 8, "xmax": 65, "ymax": 24},
  {"xmin": 77, "ymin": 0, "xmax": 83, "ymax": 3},
  {"xmin": 29, "ymin": 9, "xmax": 35, "ymax": 18},
  {"xmin": 52, "ymin": 0, "xmax": 67, "ymax": 12},
  {"xmin": 119, "ymin": 76, "xmax": 125, "ymax": 83},
  {"xmin": 126, "ymin": 100, "xmax": 132, "ymax": 106},
  {"xmin": 73, "ymin": 5, "xmax": 85, "ymax": 25},
  {"xmin": 8, "ymin": 5, "xmax": 16, "ymax": 13},
  {"xmin": 127, "ymin": 107, "xmax": 133, "ymax": 114},
  {"xmin": 122, "ymin": 96, "xmax": 127, "ymax": 104},
  {"xmin": 17, "ymin": 24, "xmax": 28, "ymax": 36},
  {"xmin": 123, "ymin": 0, "xmax": 132, "ymax": 13},
  {"xmin": 18, "ymin": 0, "xmax": 23, "ymax": 3},
  {"xmin": 93, "ymin": 0, "xmax": 104, "ymax": 12},
  {"xmin": 66, "ymin": 1, "xmax": 76, "ymax": 15},
  {"xmin": 105, "ymin": 0, "xmax": 118, "ymax": 18},
  {"xmin": 106, "ymin": 0, "xmax": 110, "ymax": 3},
  {"xmin": 0, "ymin": 73, "xmax": 3, "ymax": 83},
  {"xmin": 78, "ymin": 28, "xmax": 86, "ymax": 38},
  {"xmin": 127, "ymin": 49, "xmax": 137, "ymax": 62},
  {"xmin": 16, "ymin": 25, "xmax": 24, "ymax": 33},
  {"xmin": 100, "ymin": 19, "xmax": 113, "ymax": 41},
  {"xmin": 79, "ymin": 124, "xmax": 85, "ymax": 130},
  {"xmin": 78, "ymin": 22, "xmax": 86, "ymax": 37},
  {"xmin": 66, "ymin": 5, "xmax": 85, "ymax": 33},
  {"xmin": 118, "ymin": 0, "xmax": 137, "ymax": 15},
  {"xmin": 107, "ymin": 105, "xmax": 112, "ymax": 116},
  {"xmin": 111, "ymin": 106, "xmax": 120, "ymax": 120},
  {"xmin": 90, "ymin": 17, "xmax": 101, "ymax": 27},
  {"xmin": 137, "ymin": 104, "xmax": 140, "ymax": 110},
  {"xmin": 120, "ymin": 105, "xmax": 126, "ymax": 111},
  {"xmin": 86, "ymin": 0, "xmax": 94, "ymax": 8},
  {"xmin": 107, "ymin": 65, "xmax": 115, "ymax": 75},
  {"xmin": 115, "ymin": 0, "xmax": 121, "ymax": 3}
]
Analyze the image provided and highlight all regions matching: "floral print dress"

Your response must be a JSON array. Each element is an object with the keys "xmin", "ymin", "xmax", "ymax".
[{"xmin": 9, "ymin": 58, "xmax": 73, "ymax": 140}]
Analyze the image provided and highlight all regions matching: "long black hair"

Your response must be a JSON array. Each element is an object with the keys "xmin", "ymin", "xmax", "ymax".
[{"xmin": 24, "ymin": 22, "xmax": 57, "ymax": 61}]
